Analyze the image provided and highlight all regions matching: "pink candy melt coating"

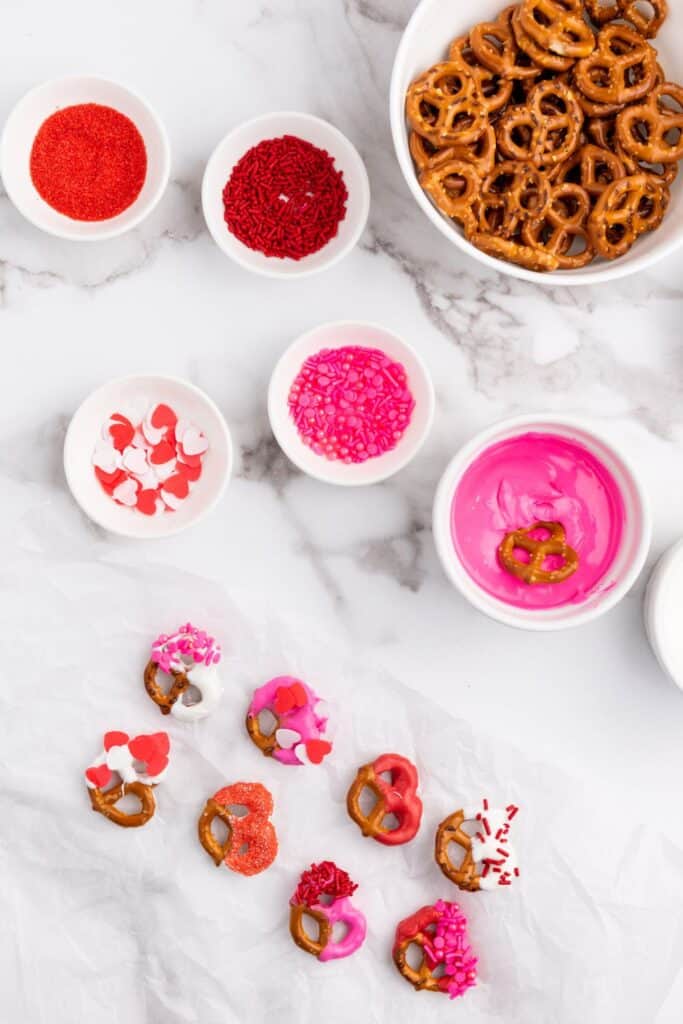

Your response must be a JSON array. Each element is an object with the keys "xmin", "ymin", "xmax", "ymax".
[
  {"xmin": 315, "ymin": 897, "xmax": 367, "ymax": 962},
  {"xmin": 287, "ymin": 345, "xmax": 415, "ymax": 463},
  {"xmin": 248, "ymin": 676, "xmax": 328, "ymax": 766},
  {"xmin": 450, "ymin": 432, "xmax": 626, "ymax": 609}
]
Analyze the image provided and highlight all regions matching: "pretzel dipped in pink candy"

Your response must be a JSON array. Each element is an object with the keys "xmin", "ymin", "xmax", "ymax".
[
  {"xmin": 85, "ymin": 731, "xmax": 170, "ymax": 828},
  {"xmin": 393, "ymin": 900, "xmax": 478, "ymax": 999},
  {"xmin": 245, "ymin": 676, "xmax": 332, "ymax": 766},
  {"xmin": 144, "ymin": 623, "xmax": 222, "ymax": 722},
  {"xmin": 289, "ymin": 862, "xmax": 367, "ymax": 962}
]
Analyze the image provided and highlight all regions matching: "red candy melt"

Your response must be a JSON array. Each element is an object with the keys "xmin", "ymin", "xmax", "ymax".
[{"xmin": 287, "ymin": 346, "xmax": 415, "ymax": 464}]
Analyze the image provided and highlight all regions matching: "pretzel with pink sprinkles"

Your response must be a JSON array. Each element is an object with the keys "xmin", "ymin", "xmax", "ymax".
[
  {"xmin": 144, "ymin": 623, "xmax": 223, "ymax": 721},
  {"xmin": 393, "ymin": 900, "xmax": 478, "ymax": 999}
]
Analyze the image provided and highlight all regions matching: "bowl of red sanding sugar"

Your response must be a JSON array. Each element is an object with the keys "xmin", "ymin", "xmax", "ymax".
[
  {"xmin": 202, "ymin": 111, "xmax": 370, "ymax": 278},
  {"xmin": 64, "ymin": 375, "xmax": 233, "ymax": 539},
  {"xmin": 268, "ymin": 321, "xmax": 435, "ymax": 485},
  {"xmin": 0, "ymin": 75, "xmax": 170, "ymax": 241}
]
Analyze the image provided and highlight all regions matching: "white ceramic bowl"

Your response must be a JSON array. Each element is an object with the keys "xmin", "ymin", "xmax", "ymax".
[
  {"xmin": 202, "ymin": 111, "xmax": 370, "ymax": 278},
  {"xmin": 0, "ymin": 75, "xmax": 170, "ymax": 241},
  {"xmin": 433, "ymin": 414, "xmax": 651, "ymax": 629},
  {"xmin": 268, "ymin": 320, "xmax": 435, "ymax": 485},
  {"xmin": 644, "ymin": 539, "xmax": 683, "ymax": 691},
  {"xmin": 64, "ymin": 375, "xmax": 233, "ymax": 539},
  {"xmin": 390, "ymin": 0, "xmax": 683, "ymax": 285}
]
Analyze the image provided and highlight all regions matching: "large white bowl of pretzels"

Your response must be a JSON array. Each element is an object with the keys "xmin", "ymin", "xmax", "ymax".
[{"xmin": 390, "ymin": 0, "xmax": 683, "ymax": 284}]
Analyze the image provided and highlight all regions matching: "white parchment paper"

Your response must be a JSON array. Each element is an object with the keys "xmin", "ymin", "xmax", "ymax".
[{"xmin": 2, "ymin": 557, "xmax": 683, "ymax": 1023}]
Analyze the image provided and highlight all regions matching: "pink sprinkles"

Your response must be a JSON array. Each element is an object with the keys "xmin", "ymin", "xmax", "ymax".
[
  {"xmin": 424, "ymin": 900, "xmax": 478, "ymax": 1000},
  {"xmin": 287, "ymin": 345, "xmax": 415, "ymax": 463}
]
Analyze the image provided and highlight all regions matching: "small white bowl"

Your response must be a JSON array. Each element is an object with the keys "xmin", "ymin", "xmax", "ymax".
[
  {"xmin": 1, "ymin": 75, "xmax": 170, "ymax": 241},
  {"xmin": 201, "ymin": 111, "xmax": 370, "ymax": 278},
  {"xmin": 268, "ymin": 320, "xmax": 435, "ymax": 486},
  {"xmin": 64, "ymin": 375, "xmax": 233, "ymax": 539},
  {"xmin": 390, "ymin": 0, "xmax": 683, "ymax": 285},
  {"xmin": 433, "ymin": 414, "xmax": 651, "ymax": 630},
  {"xmin": 644, "ymin": 539, "xmax": 683, "ymax": 691}
]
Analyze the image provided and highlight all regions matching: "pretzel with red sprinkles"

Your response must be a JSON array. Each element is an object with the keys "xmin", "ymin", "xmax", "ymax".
[
  {"xmin": 435, "ymin": 799, "xmax": 520, "ymax": 891},
  {"xmin": 289, "ymin": 862, "xmax": 367, "ymax": 962},
  {"xmin": 198, "ymin": 782, "xmax": 278, "ymax": 876}
]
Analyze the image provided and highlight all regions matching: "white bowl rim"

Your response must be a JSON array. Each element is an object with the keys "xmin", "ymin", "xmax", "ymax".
[
  {"xmin": 644, "ymin": 537, "xmax": 683, "ymax": 690},
  {"xmin": 432, "ymin": 412, "xmax": 653, "ymax": 630},
  {"xmin": 201, "ymin": 110, "xmax": 371, "ymax": 279},
  {"xmin": 267, "ymin": 318, "xmax": 436, "ymax": 485},
  {"xmin": 63, "ymin": 373, "xmax": 233, "ymax": 538},
  {"xmin": 0, "ymin": 73, "xmax": 171, "ymax": 242},
  {"xmin": 389, "ymin": 0, "xmax": 683, "ymax": 286}
]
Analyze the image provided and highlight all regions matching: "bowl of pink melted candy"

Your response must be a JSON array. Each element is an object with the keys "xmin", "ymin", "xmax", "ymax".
[
  {"xmin": 433, "ymin": 415, "xmax": 651, "ymax": 630},
  {"xmin": 268, "ymin": 321, "xmax": 435, "ymax": 485}
]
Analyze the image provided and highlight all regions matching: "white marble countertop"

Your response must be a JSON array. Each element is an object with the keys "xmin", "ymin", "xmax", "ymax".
[{"xmin": 2, "ymin": 1, "xmax": 683, "ymax": 1021}]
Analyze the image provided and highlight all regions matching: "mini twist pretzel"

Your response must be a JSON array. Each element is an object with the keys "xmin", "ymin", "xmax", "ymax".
[
  {"xmin": 466, "ymin": 230, "xmax": 561, "ymax": 271},
  {"xmin": 518, "ymin": 0, "xmax": 596, "ymax": 59},
  {"xmin": 198, "ymin": 782, "xmax": 278, "ymax": 876},
  {"xmin": 469, "ymin": 8, "xmax": 540, "ymax": 80},
  {"xmin": 587, "ymin": 172, "xmax": 669, "ymax": 259},
  {"xmin": 574, "ymin": 24, "xmax": 657, "ymax": 106},
  {"xmin": 393, "ymin": 902, "xmax": 478, "ymax": 999},
  {"xmin": 618, "ymin": 0, "xmax": 668, "ymax": 39},
  {"xmin": 406, "ymin": 61, "xmax": 487, "ymax": 147},
  {"xmin": 552, "ymin": 143, "xmax": 626, "ymax": 197},
  {"xmin": 616, "ymin": 83, "xmax": 683, "ymax": 165},
  {"xmin": 435, "ymin": 810, "xmax": 480, "ymax": 891},
  {"xmin": 451, "ymin": 124, "xmax": 497, "ymax": 176},
  {"xmin": 448, "ymin": 35, "xmax": 513, "ymax": 115},
  {"xmin": 347, "ymin": 753, "xmax": 422, "ymax": 846},
  {"xmin": 435, "ymin": 801, "xmax": 521, "ymax": 891},
  {"xmin": 584, "ymin": 0, "xmax": 621, "ymax": 25},
  {"xmin": 526, "ymin": 80, "xmax": 584, "ymax": 168},
  {"xmin": 289, "ymin": 862, "xmax": 366, "ymax": 962},
  {"xmin": 393, "ymin": 906, "xmax": 443, "ymax": 993},
  {"xmin": 144, "ymin": 660, "xmax": 189, "ymax": 714},
  {"xmin": 522, "ymin": 182, "xmax": 594, "ymax": 268},
  {"xmin": 88, "ymin": 781, "xmax": 156, "ymax": 828},
  {"xmin": 498, "ymin": 520, "xmax": 579, "ymax": 584},
  {"xmin": 408, "ymin": 131, "xmax": 454, "ymax": 172},
  {"xmin": 588, "ymin": 112, "xmax": 678, "ymax": 186},
  {"xmin": 481, "ymin": 161, "xmax": 552, "ymax": 232},
  {"xmin": 419, "ymin": 158, "xmax": 481, "ymax": 225},
  {"xmin": 511, "ymin": 5, "xmax": 574, "ymax": 71},
  {"xmin": 289, "ymin": 905, "xmax": 331, "ymax": 957}
]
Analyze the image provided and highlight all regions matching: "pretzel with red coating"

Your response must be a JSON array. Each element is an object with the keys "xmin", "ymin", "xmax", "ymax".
[
  {"xmin": 587, "ymin": 172, "xmax": 669, "ymax": 259},
  {"xmin": 617, "ymin": 83, "xmax": 683, "ymax": 165},
  {"xmin": 406, "ymin": 62, "xmax": 487, "ymax": 147},
  {"xmin": 518, "ymin": 0, "xmax": 596, "ymax": 59},
  {"xmin": 347, "ymin": 753, "xmax": 423, "ymax": 845},
  {"xmin": 573, "ymin": 24, "xmax": 657, "ymax": 106},
  {"xmin": 198, "ymin": 781, "xmax": 278, "ymax": 876}
]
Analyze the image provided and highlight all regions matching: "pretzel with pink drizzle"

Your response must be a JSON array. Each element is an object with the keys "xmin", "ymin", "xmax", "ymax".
[
  {"xmin": 245, "ymin": 676, "xmax": 332, "ymax": 767},
  {"xmin": 289, "ymin": 862, "xmax": 367, "ymax": 962}
]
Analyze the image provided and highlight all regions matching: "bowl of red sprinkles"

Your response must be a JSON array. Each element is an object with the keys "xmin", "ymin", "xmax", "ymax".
[
  {"xmin": 268, "ymin": 321, "xmax": 435, "ymax": 485},
  {"xmin": 64, "ymin": 375, "xmax": 233, "ymax": 539},
  {"xmin": 202, "ymin": 112, "xmax": 370, "ymax": 278},
  {"xmin": 1, "ymin": 76, "xmax": 170, "ymax": 240}
]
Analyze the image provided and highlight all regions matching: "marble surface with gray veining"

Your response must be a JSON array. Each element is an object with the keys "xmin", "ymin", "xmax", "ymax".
[{"xmin": 2, "ymin": 2, "xmax": 683, "ymax": 1021}]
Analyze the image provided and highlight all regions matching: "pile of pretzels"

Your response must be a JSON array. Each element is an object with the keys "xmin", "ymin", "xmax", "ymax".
[{"xmin": 405, "ymin": 0, "xmax": 683, "ymax": 272}]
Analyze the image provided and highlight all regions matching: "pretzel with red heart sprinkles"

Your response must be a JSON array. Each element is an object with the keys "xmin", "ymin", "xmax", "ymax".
[
  {"xmin": 346, "ymin": 753, "xmax": 423, "ymax": 845},
  {"xmin": 198, "ymin": 781, "xmax": 278, "ymax": 876},
  {"xmin": 85, "ymin": 730, "xmax": 170, "ymax": 828}
]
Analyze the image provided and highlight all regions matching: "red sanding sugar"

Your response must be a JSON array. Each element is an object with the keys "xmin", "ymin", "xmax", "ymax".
[
  {"xmin": 30, "ymin": 103, "xmax": 147, "ymax": 221},
  {"xmin": 287, "ymin": 345, "xmax": 415, "ymax": 463},
  {"xmin": 222, "ymin": 134, "xmax": 348, "ymax": 260}
]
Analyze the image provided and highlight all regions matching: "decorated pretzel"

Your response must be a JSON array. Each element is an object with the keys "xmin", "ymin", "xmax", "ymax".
[
  {"xmin": 289, "ymin": 862, "xmax": 367, "ymax": 962},
  {"xmin": 468, "ymin": 8, "xmax": 540, "ymax": 80},
  {"xmin": 85, "ymin": 730, "xmax": 170, "ymax": 828},
  {"xmin": 393, "ymin": 901, "xmax": 478, "ymax": 999},
  {"xmin": 617, "ymin": 83, "xmax": 683, "ymax": 165},
  {"xmin": 198, "ymin": 781, "xmax": 278, "ymax": 875},
  {"xmin": 448, "ymin": 35, "xmax": 513, "ymax": 115},
  {"xmin": 518, "ymin": 0, "xmax": 596, "ymax": 59},
  {"xmin": 406, "ymin": 61, "xmax": 487, "ymax": 147},
  {"xmin": 498, "ymin": 520, "xmax": 579, "ymax": 583},
  {"xmin": 419, "ymin": 157, "xmax": 480, "ymax": 225},
  {"xmin": 522, "ymin": 182, "xmax": 594, "ymax": 268},
  {"xmin": 587, "ymin": 172, "xmax": 670, "ymax": 259},
  {"xmin": 511, "ymin": 5, "xmax": 574, "ymax": 71},
  {"xmin": 245, "ymin": 676, "xmax": 332, "ymax": 766},
  {"xmin": 347, "ymin": 753, "xmax": 422, "ymax": 845},
  {"xmin": 144, "ymin": 622, "xmax": 222, "ymax": 721},
  {"xmin": 553, "ymin": 142, "xmax": 625, "ymax": 197},
  {"xmin": 435, "ymin": 799, "xmax": 520, "ymax": 891},
  {"xmin": 574, "ymin": 24, "xmax": 657, "ymax": 106}
]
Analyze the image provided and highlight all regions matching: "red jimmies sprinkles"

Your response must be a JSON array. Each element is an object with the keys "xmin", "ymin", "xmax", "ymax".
[
  {"xmin": 287, "ymin": 346, "xmax": 415, "ymax": 463},
  {"xmin": 30, "ymin": 103, "xmax": 147, "ymax": 221},
  {"xmin": 222, "ymin": 135, "xmax": 348, "ymax": 260}
]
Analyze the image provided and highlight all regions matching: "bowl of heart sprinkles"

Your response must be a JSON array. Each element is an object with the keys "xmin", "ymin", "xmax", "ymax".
[
  {"xmin": 64, "ymin": 375, "xmax": 233, "ymax": 538},
  {"xmin": 268, "ymin": 321, "xmax": 435, "ymax": 485},
  {"xmin": 201, "ymin": 112, "xmax": 370, "ymax": 278}
]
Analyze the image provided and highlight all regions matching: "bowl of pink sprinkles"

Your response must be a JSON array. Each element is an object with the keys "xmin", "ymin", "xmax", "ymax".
[{"xmin": 268, "ymin": 321, "xmax": 435, "ymax": 485}]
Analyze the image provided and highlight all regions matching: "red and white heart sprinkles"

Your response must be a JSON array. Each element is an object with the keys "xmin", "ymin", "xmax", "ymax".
[{"xmin": 92, "ymin": 403, "xmax": 209, "ymax": 515}]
